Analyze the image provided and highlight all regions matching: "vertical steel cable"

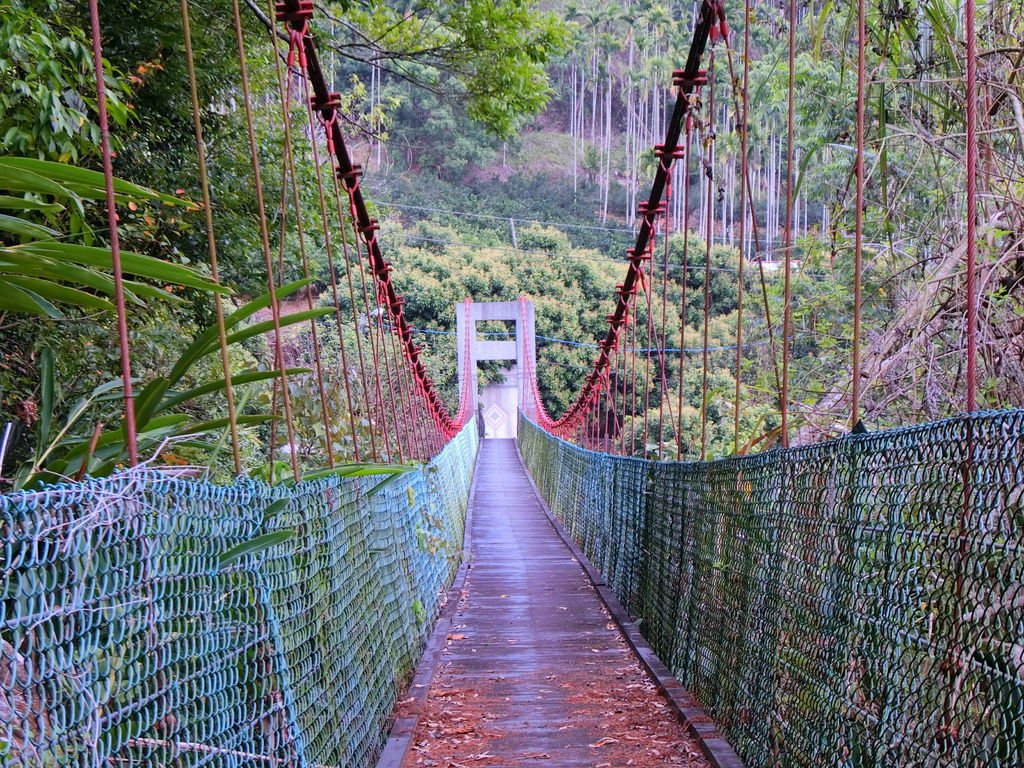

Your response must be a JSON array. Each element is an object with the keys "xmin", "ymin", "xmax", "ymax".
[
  {"xmin": 538, "ymin": 4, "xmax": 717, "ymax": 439},
  {"xmin": 720, "ymin": 26, "xmax": 781, "ymax": 401},
  {"xmin": 360, "ymin": 220, "xmax": 407, "ymax": 459},
  {"xmin": 732, "ymin": 111, "xmax": 782, "ymax": 398},
  {"xmin": 179, "ymin": 0, "xmax": 241, "ymax": 473},
  {"xmin": 657, "ymin": 166, "xmax": 673, "ymax": 459},
  {"xmin": 780, "ymin": 0, "xmax": 797, "ymax": 447},
  {"xmin": 948, "ymin": 5, "xmax": 981, "ymax": 741},
  {"xmin": 606, "ymin": 344, "xmax": 616, "ymax": 453},
  {"xmin": 629, "ymin": 294, "xmax": 639, "ymax": 455},
  {"xmin": 700, "ymin": 52, "xmax": 716, "ymax": 460},
  {"xmin": 332, "ymin": 158, "xmax": 397, "ymax": 455},
  {"xmin": 676, "ymin": 118, "xmax": 693, "ymax": 460},
  {"xmin": 334, "ymin": 175, "xmax": 387, "ymax": 459},
  {"xmin": 375, "ymin": 305, "xmax": 406, "ymax": 462},
  {"xmin": 643, "ymin": 245, "xmax": 655, "ymax": 454},
  {"xmin": 387, "ymin": 309, "xmax": 417, "ymax": 459},
  {"xmin": 386, "ymin": 318, "xmax": 414, "ymax": 462},
  {"xmin": 964, "ymin": 0, "xmax": 979, "ymax": 412},
  {"xmin": 599, "ymin": 362, "xmax": 608, "ymax": 452},
  {"xmin": 352, "ymin": 231, "xmax": 396, "ymax": 460},
  {"xmin": 230, "ymin": 0, "xmax": 300, "ymax": 480},
  {"xmin": 333, "ymin": 177, "xmax": 378, "ymax": 460},
  {"xmin": 262, "ymin": 2, "xmax": 463, "ymax": 458},
  {"xmin": 595, "ymin": 381, "xmax": 603, "ymax": 449},
  {"xmin": 405, "ymin": 364, "xmax": 421, "ymax": 461},
  {"xmin": 88, "ymin": 5, "xmax": 165, "ymax": 738},
  {"xmin": 732, "ymin": 0, "xmax": 752, "ymax": 453},
  {"xmin": 851, "ymin": 0, "xmax": 866, "ymax": 429},
  {"xmin": 267, "ymin": 14, "xmax": 337, "ymax": 467},
  {"xmin": 587, "ymin": 387, "xmax": 596, "ymax": 449},
  {"xmin": 416, "ymin": 350, "xmax": 435, "ymax": 458},
  {"xmin": 605, "ymin": 366, "xmax": 616, "ymax": 453},
  {"xmin": 617, "ymin": 307, "xmax": 626, "ymax": 454},
  {"xmin": 301, "ymin": 90, "xmax": 361, "ymax": 460},
  {"xmin": 389, "ymin": 330, "xmax": 420, "ymax": 460},
  {"xmin": 617, "ymin": 316, "xmax": 626, "ymax": 455},
  {"xmin": 88, "ymin": 0, "xmax": 137, "ymax": 466}
]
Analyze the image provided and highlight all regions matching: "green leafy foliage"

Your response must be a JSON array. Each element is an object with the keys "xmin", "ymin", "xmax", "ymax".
[
  {"xmin": 0, "ymin": 1, "xmax": 132, "ymax": 162},
  {"xmin": 0, "ymin": 156, "xmax": 222, "ymax": 318},
  {"xmin": 11, "ymin": 280, "xmax": 327, "ymax": 488},
  {"xmin": 219, "ymin": 529, "xmax": 294, "ymax": 567},
  {"xmin": 342, "ymin": 0, "xmax": 567, "ymax": 138}
]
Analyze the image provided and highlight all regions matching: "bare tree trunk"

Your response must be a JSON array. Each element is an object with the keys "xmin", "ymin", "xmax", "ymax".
[
  {"xmin": 598, "ymin": 66, "xmax": 606, "ymax": 222},
  {"xmin": 794, "ymin": 237, "xmax": 971, "ymax": 443},
  {"xmin": 571, "ymin": 59, "xmax": 578, "ymax": 196}
]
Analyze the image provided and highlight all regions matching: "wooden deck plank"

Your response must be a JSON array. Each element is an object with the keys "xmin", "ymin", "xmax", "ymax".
[{"xmin": 397, "ymin": 439, "xmax": 719, "ymax": 767}]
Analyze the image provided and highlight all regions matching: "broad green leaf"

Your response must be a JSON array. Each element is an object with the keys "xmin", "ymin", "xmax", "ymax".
[
  {"xmin": 37, "ymin": 348, "xmax": 54, "ymax": 461},
  {"xmin": 792, "ymin": 140, "xmax": 824, "ymax": 203},
  {"xmin": 301, "ymin": 463, "xmax": 412, "ymax": 481},
  {"xmin": 166, "ymin": 278, "xmax": 314, "ymax": 387},
  {"xmin": 170, "ymin": 414, "xmax": 272, "ymax": 437},
  {"xmin": 0, "ymin": 250, "xmax": 123, "ymax": 297},
  {"xmin": 367, "ymin": 472, "xmax": 408, "ymax": 497},
  {"xmin": 222, "ymin": 308, "xmax": 334, "ymax": 348},
  {"xmin": 122, "ymin": 279, "xmax": 185, "ymax": 305},
  {"xmin": 809, "ymin": 0, "xmax": 834, "ymax": 62},
  {"xmin": 159, "ymin": 368, "xmax": 312, "ymax": 413},
  {"xmin": 0, "ymin": 195, "xmax": 63, "ymax": 213},
  {"xmin": 3, "ymin": 276, "xmax": 115, "ymax": 312},
  {"xmin": 20, "ymin": 378, "xmax": 130, "ymax": 486},
  {"xmin": 261, "ymin": 499, "xmax": 290, "ymax": 522},
  {"xmin": 0, "ymin": 281, "xmax": 63, "ymax": 317},
  {"xmin": 0, "ymin": 162, "xmax": 74, "ymax": 197},
  {"xmin": 58, "ymin": 182, "xmax": 180, "ymax": 208},
  {"xmin": 219, "ymin": 530, "xmax": 294, "ymax": 567},
  {"xmin": 57, "ymin": 413, "xmax": 191, "ymax": 462},
  {"xmin": 0, "ymin": 157, "xmax": 184, "ymax": 206},
  {"xmin": 16, "ymin": 242, "xmax": 228, "ymax": 293},
  {"xmin": 0, "ymin": 213, "xmax": 59, "ymax": 240},
  {"xmin": 133, "ymin": 377, "xmax": 170, "ymax": 430},
  {"xmin": 221, "ymin": 278, "xmax": 315, "ymax": 327},
  {"xmin": 251, "ymin": 460, "xmax": 293, "ymax": 485}
]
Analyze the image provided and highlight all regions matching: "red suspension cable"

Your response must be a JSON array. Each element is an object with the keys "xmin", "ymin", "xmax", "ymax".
[
  {"xmin": 852, "ymin": 0, "xmax": 867, "ymax": 428},
  {"xmin": 275, "ymin": 0, "xmax": 467, "ymax": 442},
  {"xmin": 700, "ymin": 51, "xmax": 716, "ymax": 461},
  {"xmin": 732, "ymin": 0, "xmax": 752, "ymax": 453},
  {"xmin": 964, "ymin": 0, "xmax": 979, "ymax": 412},
  {"xmin": 88, "ymin": 0, "xmax": 138, "ymax": 466},
  {"xmin": 780, "ymin": 0, "xmax": 797, "ymax": 447},
  {"xmin": 529, "ymin": 0, "xmax": 722, "ymax": 440}
]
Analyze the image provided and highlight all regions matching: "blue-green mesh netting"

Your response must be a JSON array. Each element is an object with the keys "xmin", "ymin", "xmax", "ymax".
[
  {"xmin": 519, "ymin": 412, "xmax": 1024, "ymax": 767},
  {"xmin": 1, "ymin": 421, "xmax": 478, "ymax": 767}
]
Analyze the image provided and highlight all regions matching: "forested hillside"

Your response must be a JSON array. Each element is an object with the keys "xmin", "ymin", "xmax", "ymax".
[
  {"xmin": 1, "ymin": 0, "xmax": 1022, "ymax": 481},
  {"xmin": 364, "ymin": 0, "xmax": 1023, "ymax": 452}
]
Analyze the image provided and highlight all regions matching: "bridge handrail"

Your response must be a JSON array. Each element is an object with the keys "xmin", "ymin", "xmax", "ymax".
[
  {"xmin": 519, "ymin": 409, "xmax": 1024, "ymax": 766},
  {"xmin": 0, "ymin": 419, "xmax": 479, "ymax": 767}
]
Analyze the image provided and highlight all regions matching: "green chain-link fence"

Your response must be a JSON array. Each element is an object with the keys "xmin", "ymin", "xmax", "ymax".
[
  {"xmin": 1, "ymin": 421, "xmax": 477, "ymax": 767},
  {"xmin": 519, "ymin": 412, "xmax": 1024, "ymax": 767}
]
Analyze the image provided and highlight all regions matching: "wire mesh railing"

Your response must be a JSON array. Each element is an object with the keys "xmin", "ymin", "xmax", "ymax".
[
  {"xmin": 519, "ymin": 411, "xmax": 1024, "ymax": 767},
  {"xmin": 1, "ymin": 420, "xmax": 477, "ymax": 767}
]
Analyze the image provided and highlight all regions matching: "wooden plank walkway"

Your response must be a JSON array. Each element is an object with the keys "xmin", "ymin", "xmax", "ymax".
[{"xmin": 397, "ymin": 439, "xmax": 714, "ymax": 767}]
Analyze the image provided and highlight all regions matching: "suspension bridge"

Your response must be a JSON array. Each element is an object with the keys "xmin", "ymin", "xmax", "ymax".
[{"xmin": 2, "ymin": 0, "xmax": 1022, "ymax": 766}]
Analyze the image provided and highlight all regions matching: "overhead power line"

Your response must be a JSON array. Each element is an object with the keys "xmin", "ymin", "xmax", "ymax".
[
  {"xmin": 364, "ymin": 195, "xmax": 638, "ymax": 235},
  {"xmin": 398, "ymin": 324, "xmax": 791, "ymax": 355}
]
